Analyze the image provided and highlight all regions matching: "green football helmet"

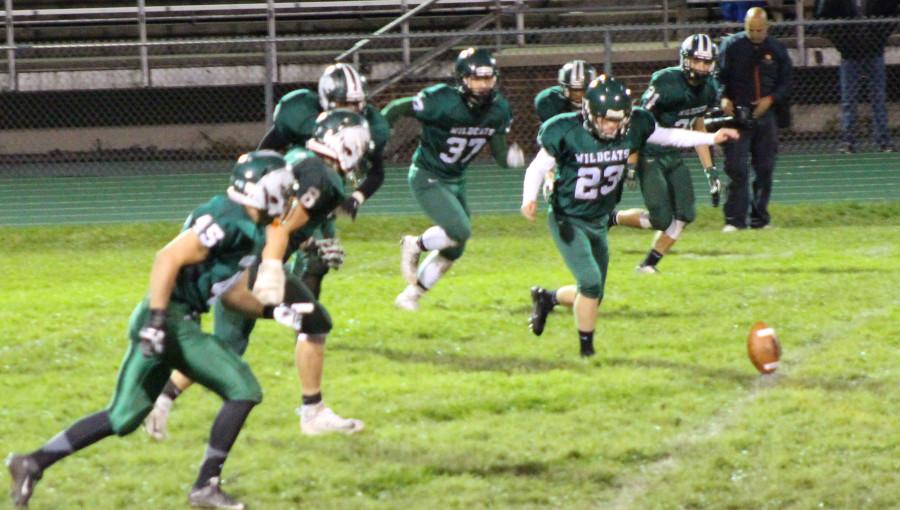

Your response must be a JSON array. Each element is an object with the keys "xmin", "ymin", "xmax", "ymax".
[
  {"xmin": 582, "ymin": 75, "xmax": 633, "ymax": 140},
  {"xmin": 455, "ymin": 47, "xmax": 498, "ymax": 109},
  {"xmin": 558, "ymin": 59, "xmax": 598, "ymax": 108},
  {"xmin": 318, "ymin": 62, "xmax": 367, "ymax": 112},
  {"xmin": 680, "ymin": 34, "xmax": 717, "ymax": 86},
  {"xmin": 306, "ymin": 109, "xmax": 372, "ymax": 182},
  {"xmin": 227, "ymin": 150, "xmax": 295, "ymax": 223}
]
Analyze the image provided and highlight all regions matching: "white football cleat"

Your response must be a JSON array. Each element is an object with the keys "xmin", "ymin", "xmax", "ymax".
[
  {"xmin": 722, "ymin": 224, "xmax": 740, "ymax": 233},
  {"xmin": 400, "ymin": 235, "xmax": 422, "ymax": 285},
  {"xmin": 635, "ymin": 264, "xmax": 660, "ymax": 274},
  {"xmin": 394, "ymin": 284, "xmax": 423, "ymax": 311},
  {"xmin": 298, "ymin": 403, "xmax": 364, "ymax": 436},
  {"xmin": 143, "ymin": 399, "xmax": 172, "ymax": 441}
]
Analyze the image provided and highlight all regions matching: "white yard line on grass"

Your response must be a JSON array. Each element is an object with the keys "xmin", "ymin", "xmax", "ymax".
[{"xmin": 606, "ymin": 305, "xmax": 893, "ymax": 510}]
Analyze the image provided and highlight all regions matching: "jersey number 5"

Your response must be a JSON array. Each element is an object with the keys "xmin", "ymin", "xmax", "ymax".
[
  {"xmin": 440, "ymin": 137, "xmax": 487, "ymax": 165},
  {"xmin": 574, "ymin": 165, "xmax": 624, "ymax": 200}
]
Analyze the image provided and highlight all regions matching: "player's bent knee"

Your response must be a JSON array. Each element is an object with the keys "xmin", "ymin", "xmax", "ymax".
[
  {"xmin": 440, "ymin": 244, "xmax": 466, "ymax": 261},
  {"xmin": 577, "ymin": 282, "xmax": 602, "ymax": 299},
  {"xmin": 648, "ymin": 208, "xmax": 673, "ymax": 232},
  {"xmin": 299, "ymin": 333, "xmax": 327, "ymax": 345},
  {"xmin": 107, "ymin": 405, "xmax": 152, "ymax": 436},
  {"xmin": 664, "ymin": 219, "xmax": 687, "ymax": 240}
]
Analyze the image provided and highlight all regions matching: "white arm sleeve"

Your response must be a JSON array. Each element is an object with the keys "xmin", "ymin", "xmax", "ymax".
[
  {"xmin": 647, "ymin": 125, "xmax": 717, "ymax": 148},
  {"xmin": 522, "ymin": 148, "xmax": 557, "ymax": 206}
]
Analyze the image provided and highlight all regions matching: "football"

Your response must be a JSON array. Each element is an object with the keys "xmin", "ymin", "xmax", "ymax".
[{"xmin": 747, "ymin": 321, "xmax": 781, "ymax": 374}]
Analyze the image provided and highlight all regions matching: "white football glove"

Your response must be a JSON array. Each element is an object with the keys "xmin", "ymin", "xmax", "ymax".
[
  {"xmin": 272, "ymin": 302, "xmax": 315, "ymax": 331},
  {"xmin": 506, "ymin": 143, "xmax": 525, "ymax": 168},
  {"xmin": 541, "ymin": 169, "xmax": 555, "ymax": 202},
  {"xmin": 315, "ymin": 237, "xmax": 345, "ymax": 269},
  {"xmin": 252, "ymin": 259, "xmax": 285, "ymax": 305}
]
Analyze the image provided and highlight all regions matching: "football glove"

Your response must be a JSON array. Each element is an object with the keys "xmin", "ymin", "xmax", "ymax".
[
  {"xmin": 253, "ymin": 259, "xmax": 285, "ymax": 305},
  {"xmin": 624, "ymin": 162, "xmax": 638, "ymax": 191},
  {"xmin": 506, "ymin": 143, "xmax": 525, "ymax": 168},
  {"xmin": 316, "ymin": 238, "xmax": 345, "ymax": 269},
  {"xmin": 139, "ymin": 309, "xmax": 167, "ymax": 358},
  {"xmin": 270, "ymin": 302, "xmax": 315, "ymax": 332},
  {"xmin": 541, "ymin": 169, "xmax": 555, "ymax": 202},
  {"xmin": 339, "ymin": 191, "xmax": 365, "ymax": 221},
  {"xmin": 704, "ymin": 165, "xmax": 721, "ymax": 207}
]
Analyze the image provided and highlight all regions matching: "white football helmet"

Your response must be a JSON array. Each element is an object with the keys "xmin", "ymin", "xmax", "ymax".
[
  {"xmin": 305, "ymin": 109, "xmax": 372, "ymax": 175},
  {"xmin": 226, "ymin": 150, "xmax": 296, "ymax": 222}
]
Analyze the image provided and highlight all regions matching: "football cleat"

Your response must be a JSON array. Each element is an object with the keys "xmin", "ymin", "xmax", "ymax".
[
  {"xmin": 529, "ymin": 286, "xmax": 555, "ymax": 337},
  {"xmin": 635, "ymin": 264, "xmax": 660, "ymax": 274},
  {"xmin": 394, "ymin": 284, "xmax": 423, "ymax": 312},
  {"xmin": 400, "ymin": 236, "xmax": 422, "ymax": 285},
  {"xmin": 6, "ymin": 453, "xmax": 42, "ymax": 509},
  {"xmin": 298, "ymin": 403, "xmax": 364, "ymax": 436},
  {"xmin": 143, "ymin": 400, "xmax": 171, "ymax": 441},
  {"xmin": 721, "ymin": 224, "xmax": 740, "ymax": 233},
  {"xmin": 580, "ymin": 338, "xmax": 596, "ymax": 358},
  {"xmin": 188, "ymin": 477, "xmax": 246, "ymax": 510}
]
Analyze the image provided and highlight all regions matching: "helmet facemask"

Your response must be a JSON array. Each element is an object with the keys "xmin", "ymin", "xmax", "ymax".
[
  {"xmin": 559, "ymin": 60, "xmax": 597, "ymax": 108},
  {"xmin": 680, "ymin": 34, "xmax": 717, "ymax": 86},
  {"xmin": 456, "ymin": 48, "xmax": 499, "ymax": 109}
]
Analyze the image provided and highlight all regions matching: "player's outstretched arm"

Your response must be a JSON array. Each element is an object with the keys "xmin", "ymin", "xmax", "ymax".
[
  {"xmin": 380, "ymin": 96, "xmax": 416, "ymax": 127},
  {"xmin": 257, "ymin": 125, "xmax": 291, "ymax": 152},
  {"xmin": 646, "ymin": 125, "xmax": 738, "ymax": 148},
  {"xmin": 340, "ymin": 148, "xmax": 385, "ymax": 220}
]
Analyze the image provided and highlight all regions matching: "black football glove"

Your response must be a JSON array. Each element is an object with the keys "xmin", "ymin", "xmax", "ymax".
[
  {"xmin": 139, "ymin": 309, "xmax": 167, "ymax": 358},
  {"xmin": 704, "ymin": 165, "xmax": 721, "ymax": 207},
  {"xmin": 339, "ymin": 195, "xmax": 361, "ymax": 221}
]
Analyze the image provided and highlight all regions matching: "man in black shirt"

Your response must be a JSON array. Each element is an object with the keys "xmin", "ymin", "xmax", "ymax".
[{"xmin": 718, "ymin": 7, "xmax": 792, "ymax": 231}]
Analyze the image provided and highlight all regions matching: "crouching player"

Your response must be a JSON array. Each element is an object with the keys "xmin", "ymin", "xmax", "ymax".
[
  {"xmin": 7, "ymin": 153, "xmax": 299, "ymax": 509},
  {"xmin": 143, "ymin": 110, "xmax": 372, "ymax": 443}
]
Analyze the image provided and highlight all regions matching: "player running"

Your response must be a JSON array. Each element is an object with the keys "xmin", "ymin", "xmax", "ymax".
[
  {"xmin": 612, "ymin": 34, "xmax": 724, "ymax": 273},
  {"xmin": 382, "ymin": 47, "xmax": 526, "ymax": 311}
]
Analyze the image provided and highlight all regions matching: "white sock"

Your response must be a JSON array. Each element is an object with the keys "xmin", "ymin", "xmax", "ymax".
[
  {"xmin": 154, "ymin": 394, "xmax": 173, "ymax": 413},
  {"xmin": 417, "ymin": 251, "xmax": 454, "ymax": 289},
  {"xmin": 420, "ymin": 226, "xmax": 458, "ymax": 251}
]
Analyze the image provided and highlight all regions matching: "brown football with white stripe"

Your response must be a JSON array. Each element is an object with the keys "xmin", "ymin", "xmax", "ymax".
[{"xmin": 747, "ymin": 322, "xmax": 781, "ymax": 374}]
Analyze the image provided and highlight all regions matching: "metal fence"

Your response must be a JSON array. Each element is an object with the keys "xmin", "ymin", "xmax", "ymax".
[{"xmin": 2, "ymin": 18, "xmax": 899, "ymax": 177}]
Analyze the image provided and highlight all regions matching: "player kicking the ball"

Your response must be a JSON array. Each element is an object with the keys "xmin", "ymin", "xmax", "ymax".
[{"xmin": 521, "ymin": 76, "xmax": 738, "ymax": 356}]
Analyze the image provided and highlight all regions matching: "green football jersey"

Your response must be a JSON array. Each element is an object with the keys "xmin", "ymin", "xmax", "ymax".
[
  {"xmin": 272, "ymin": 88, "xmax": 390, "ymax": 182},
  {"xmin": 534, "ymin": 85, "xmax": 575, "ymax": 123},
  {"xmin": 272, "ymin": 89, "xmax": 320, "ymax": 146},
  {"xmin": 640, "ymin": 67, "xmax": 719, "ymax": 156},
  {"xmin": 283, "ymin": 147, "xmax": 348, "ymax": 255},
  {"xmin": 174, "ymin": 195, "xmax": 267, "ymax": 312},
  {"xmin": 411, "ymin": 83, "xmax": 513, "ymax": 181},
  {"xmin": 540, "ymin": 109, "xmax": 656, "ymax": 222}
]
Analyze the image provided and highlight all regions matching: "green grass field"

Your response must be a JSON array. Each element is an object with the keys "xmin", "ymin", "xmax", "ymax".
[{"xmin": 1, "ymin": 202, "xmax": 898, "ymax": 509}]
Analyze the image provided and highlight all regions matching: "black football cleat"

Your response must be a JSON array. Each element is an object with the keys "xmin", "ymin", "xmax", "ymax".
[
  {"xmin": 6, "ymin": 454, "xmax": 42, "ymax": 509},
  {"xmin": 579, "ymin": 338, "xmax": 596, "ymax": 358},
  {"xmin": 189, "ymin": 477, "xmax": 246, "ymax": 509},
  {"xmin": 529, "ymin": 286, "xmax": 555, "ymax": 337}
]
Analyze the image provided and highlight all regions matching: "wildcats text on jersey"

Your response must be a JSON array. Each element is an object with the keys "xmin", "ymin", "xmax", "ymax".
[
  {"xmin": 449, "ymin": 126, "xmax": 496, "ymax": 137},
  {"xmin": 677, "ymin": 105, "xmax": 710, "ymax": 117},
  {"xmin": 575, "ymin": 148, "xmax": 630, "ymax": 165}
]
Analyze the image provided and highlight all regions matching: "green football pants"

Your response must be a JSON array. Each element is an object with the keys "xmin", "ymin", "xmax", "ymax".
[
  {"xmin": 408, "ymin": 165, "xmax": 471, "ymax": 261},
  {"xmin": 106, "ymin": 299, "xmax": 262, "ymax": 435},
  {"xmin": 548, "ymin": 212, "xmax": 609, "ymax": 299},
  {"xmin": 639, "ymin": 152, "xmax": 697, "ymax": 231}
]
